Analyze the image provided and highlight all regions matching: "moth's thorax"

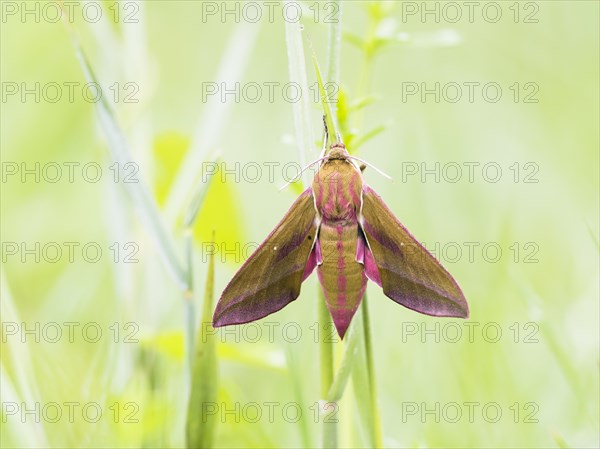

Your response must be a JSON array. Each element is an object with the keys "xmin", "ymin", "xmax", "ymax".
[
  {"xmin": 326, "ymin": 143, "xmax": 349, "ymax": 160},
  {"xmin": 312, "ymin": 156, "xmax": 362, "ymax": 223}
]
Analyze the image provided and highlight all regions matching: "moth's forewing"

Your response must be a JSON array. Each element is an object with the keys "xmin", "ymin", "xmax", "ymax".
[
  {"xmin": 213, "ymin": 188, "xmax": 318, "ymax": 327},
  {"xmin": 359, "ymin": 186, "xmax": 469, "ymax": 318}
]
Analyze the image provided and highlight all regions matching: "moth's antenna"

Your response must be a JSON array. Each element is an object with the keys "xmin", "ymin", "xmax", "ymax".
[
  {"xmin": 279, "ymin": 156, "xmax": 328, "ymax": 191},
  {"xmin": 319, "ymin": 115, "xmax": 328, "ymax": 159},
  {"xmin": 346, "ymin": 155, "xmax": 393, "ymax": 181}
]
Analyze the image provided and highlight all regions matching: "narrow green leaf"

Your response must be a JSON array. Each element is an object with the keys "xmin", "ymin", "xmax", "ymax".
[
  {"xmin": 349, "ymin": 96, "xmax": 378, "ymax": 112},
  {"xmin": 186, "ymin": 236, "xmax": 218, "ymax": 449},
  {"xmin": 312, "ymin": 52, "xmax": 340, "ymax": 146},
  {"xmin": 352, "ymin": 124, "xmax": 389, "ymax": 151},
  {"xmin": 342, "ymin": 31, "xmax": 365, "ymax": 49}
]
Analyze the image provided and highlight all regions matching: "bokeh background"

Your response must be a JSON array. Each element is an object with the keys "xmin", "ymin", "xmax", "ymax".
[{"xmin": 1, "ymin": 1, "xmax": 598, "ymax": 448}]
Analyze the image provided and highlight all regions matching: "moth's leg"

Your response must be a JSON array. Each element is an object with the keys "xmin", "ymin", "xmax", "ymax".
[
  {"xmin": 357, "ymin": 227, "xmax": 382, "ymax": 286},
  {"xmin": 355, "ymin": 229, "xmax": 365, "ymax": 264},
  {"xmin": 302, "ymin": 238, "xmax": 323, "ymax": 281}
]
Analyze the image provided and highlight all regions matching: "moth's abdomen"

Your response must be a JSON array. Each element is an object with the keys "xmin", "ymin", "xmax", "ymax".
[{"xmin": 317, "ymin": 222, "xmax": 367, "ymax": 338}]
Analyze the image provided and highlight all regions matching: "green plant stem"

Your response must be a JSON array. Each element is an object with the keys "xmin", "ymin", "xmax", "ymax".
[
  {"xmin": 350, "ymin": 10, "xmax": 385, "ymax": 444},
  {"xmin": 183, "ymin": 229, "xmax": 196, "ymax": 380},
  {"xmin": 318, "ymin": 291, "xmax": 337, "ymax": 448},
  {"xmin": 319, "ymin": 292, "xmax": 334, "ymax": 397},
  {"xmin": 361, "ymin": 298, "xmax": 384, "ymax": 448},
  {"xmin": 286, "ymin": 346, "xmax": 312, "ymax": 448},
  {"xmin": 322, "ymin": 409, "xmax": 338, "ymax": 449},
  {"xmin": 326, "ymin": 319, "xmax": 360, "ymax": 402}
]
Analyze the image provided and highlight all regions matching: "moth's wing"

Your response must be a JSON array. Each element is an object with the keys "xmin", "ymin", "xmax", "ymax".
[
  {"xmin": 213, "ymin": 188, "xmax": 319, "ymax": 327},
  {"xmin": 360, "ymin": 185, "xmax": 468, "ymax": 318}
]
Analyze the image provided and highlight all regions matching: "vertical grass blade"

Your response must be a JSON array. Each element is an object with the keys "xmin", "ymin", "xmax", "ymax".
[
  {"xmin": 186, "ymin": 235, "xmax": 218, "ymax": 448},
  {"xmin": 284, "ymin": 5, "xmax": 315, "ymax": 187},
  {"xmin": 318, "ymin": 291, "xmax": 335, "ymax": 398},
  {"xmin": 326, "ymin": 319, "xmax": 359, "ymax": 402},
  {"xmin": 183, "ymin": 167, "xmax": 219, "ymax": 388},
  {"xmin": 183, "ymin": 229, "xmax": 196, "ymax": 388},
  {"xmin": 62, "ymin": 20, "xmax": 187, "ymax": 289},
  {"xmin": 312, "ymin": 53, "xmax": 340, "ymax": 146},
  {"xmin": 285, "ymin": 346, "xmax": 313, "ymax": 448}
]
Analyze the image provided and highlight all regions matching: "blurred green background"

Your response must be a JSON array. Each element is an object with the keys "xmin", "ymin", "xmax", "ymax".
[{"xmin": 1, "ymin": 1, "xmax": 598, "ymax": 448}]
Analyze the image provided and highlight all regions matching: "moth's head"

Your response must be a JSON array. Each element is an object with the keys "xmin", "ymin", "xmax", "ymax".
[{"xmin": 323, "ymin": 142, "xmax": 362, "ymax": 173}]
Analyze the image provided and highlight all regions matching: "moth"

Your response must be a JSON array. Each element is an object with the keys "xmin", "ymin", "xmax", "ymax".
[{"xmin": 213, "ymin": 143, "xmax": 468, "ymax": 338}]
